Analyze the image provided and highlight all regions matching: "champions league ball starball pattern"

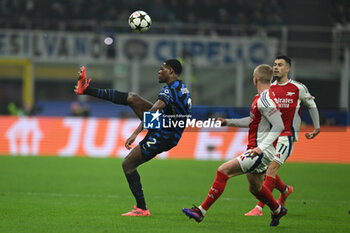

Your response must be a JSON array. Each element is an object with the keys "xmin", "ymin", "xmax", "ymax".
[{"xmin": 129, "ymin": 10, "xmax": 152, "ymax": 33}]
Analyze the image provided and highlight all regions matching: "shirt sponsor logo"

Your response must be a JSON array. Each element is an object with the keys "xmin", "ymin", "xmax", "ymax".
[{"xmin": 276, "ymin": 97, "xmax": 294, "ymax": 108}]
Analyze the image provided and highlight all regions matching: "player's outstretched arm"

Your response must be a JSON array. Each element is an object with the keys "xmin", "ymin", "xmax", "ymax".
[
  {"xmin": 304, "ymin": 104, "xmax": 320, "ymax": 139},
  {"xmin": 297, "ymin": 82, "xmax": 321, "ymax": 140},
  {"xmin": 219, "ymin": 117, "xmax": 250, "ymax": 128},
  {"xmin": 305, "ymin": 106, "xmax": 320, "ymax": 139},
  {"xmin": 125, "ymin": 99, "xmax": 166, "ymax": 150},
  {"xmin": 125, "ymin": 123, "xmax": 143, "ymax": 150},
  {"xmin": 217, "ymin": 118, "xmax": 228, "ymax": 126}
]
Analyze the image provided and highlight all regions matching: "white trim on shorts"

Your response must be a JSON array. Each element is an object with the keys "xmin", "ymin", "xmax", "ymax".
[
  {"xmin": 273, "ymin": 136, "xmax": 294, "ymax": 165},
  {"xmin": 237, "ymin": 148, "xmax": 274, "ymax": 174}
]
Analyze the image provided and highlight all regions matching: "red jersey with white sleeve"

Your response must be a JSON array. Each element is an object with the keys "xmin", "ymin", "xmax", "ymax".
[
  {"xmin": 247, "ymin": 89, "xmax": 284, "ymax": 156},
  {"xmin": 271, "ymin": 79, "xmax": 317, "ymax": 141}
]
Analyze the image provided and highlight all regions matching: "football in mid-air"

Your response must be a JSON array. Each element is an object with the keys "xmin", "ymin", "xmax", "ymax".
[{"xmin": 128, "ymin": 10, "xmax": 152, "ymax": 33}]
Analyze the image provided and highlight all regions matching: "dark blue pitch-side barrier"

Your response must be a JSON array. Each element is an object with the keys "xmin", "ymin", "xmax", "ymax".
[{"xmin": 34, "ymin": 101, "xmax": 348, "ymax": 126}]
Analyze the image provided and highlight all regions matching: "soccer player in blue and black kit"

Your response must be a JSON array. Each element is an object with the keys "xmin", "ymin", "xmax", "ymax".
[{"xmin": 75, "ymin": 59, "xmax": 192, "ymax": 216}]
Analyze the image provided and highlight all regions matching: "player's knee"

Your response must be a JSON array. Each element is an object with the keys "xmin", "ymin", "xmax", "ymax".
[
  {"xmin": 122, "ymin": 152, "xmax": 141, "ymax": 174},
  {"xmin": 127, "ymin": 92, "xmax": 140, "ymax": 103},
  {"xmin": 122, "ymin": 158, "xmax": 132, "ymax": 174},
  {"xmin": 121, "ymin": 159, "xmax": 127, "ymax": 172},
  {"xmin": 217, "ymin": 164, "xmax": 229, "ymax": 175},
  {"xmin": 267, "ymin": 161, "xmax": 280, "ymax": 176}
]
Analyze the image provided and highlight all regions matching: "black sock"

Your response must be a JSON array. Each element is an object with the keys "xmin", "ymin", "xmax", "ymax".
[
  {"xmin": 84, "ymin": 86, "xmax": 128, "ymax": 105},
  {"xmin": 125, "ymin": 170, "xmax": 147, "ymax": 210}
]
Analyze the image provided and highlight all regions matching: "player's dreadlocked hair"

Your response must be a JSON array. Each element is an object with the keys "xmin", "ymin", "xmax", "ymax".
[
  {"xmin": 165, "ymin": 59, "xmax": 182, "ymax": 76},
  {"xmin": 275, "ymin": 55, "xmax": 292, "ymax": 67}
]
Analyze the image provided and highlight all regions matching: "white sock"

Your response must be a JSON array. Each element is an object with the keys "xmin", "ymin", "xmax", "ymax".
[
  {"xmin": 198, "ymin": 205, "xmax": 206, "ymax": 216},
  {"xmin": 256, "ymin": 205, "xmax": 263, "ymax": 212},
  {"xmin": 273, "ymin": 205, "xmax": 281, "ymax": 215}
]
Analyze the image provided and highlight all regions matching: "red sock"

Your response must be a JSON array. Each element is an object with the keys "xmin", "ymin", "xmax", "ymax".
[
  {"xmin": 253, "ymin": 185, "xmax": 278, "ymax": 211},
  {"xmin": 201, "ymin": 170, "xmax": 229, "ymax": 211},
  {"xmin": 257, "ymin": 201, "xmax": 265, "ymax": 209},
  {"xmin": 275, "ymin": 175, "xmax": 287, "ymax": 193},
  {"xmin": 257, "ymin": 176, "xmax": 276, "ymax": 208}
]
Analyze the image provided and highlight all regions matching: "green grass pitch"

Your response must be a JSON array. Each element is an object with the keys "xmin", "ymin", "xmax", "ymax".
[{"xmin": 0, "ymin": 156, "xmax": 349, "ymax": 233}]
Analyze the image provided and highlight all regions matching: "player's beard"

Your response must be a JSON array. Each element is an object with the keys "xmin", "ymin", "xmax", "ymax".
[{"xmin": 274, "ymin": 75, "xmax": 283, "ymax": 82}]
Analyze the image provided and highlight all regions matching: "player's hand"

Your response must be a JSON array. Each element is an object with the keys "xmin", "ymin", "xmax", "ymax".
[
  {"xmin": 305, "ymin": 128, "xmax": 320, "ymax": 139},
  {"xmin": 249, "ymin": 147, "xmax": 263, "ymax": 158},
  {"xmin": 125, "ymin": 134, "xmax": 137, "ymax": 150},
  {"xmin": 217, "ymin": 118, "xmax": 227, "ymax": 126}
]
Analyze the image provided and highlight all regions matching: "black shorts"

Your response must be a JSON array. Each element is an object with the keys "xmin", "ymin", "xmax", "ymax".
[{"xmin": 139, "ymin": 131, "xmax": 178, "ymax": 161}]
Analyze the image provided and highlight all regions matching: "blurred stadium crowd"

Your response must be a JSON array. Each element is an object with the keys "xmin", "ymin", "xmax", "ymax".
[
  {"xmin": 0, "ymin": 0, "xmax": 285, "ymax": 35},
  {"xmin": 0, "ymin": 0, "xmax": 347, "ymax": 36},
  {"xmin": 331, "ymin": 0, "xmax": 350, "ymax": 27}
]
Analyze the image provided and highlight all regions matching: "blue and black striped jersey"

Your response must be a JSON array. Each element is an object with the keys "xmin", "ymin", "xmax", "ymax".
[{"xmin": 156, "ymin": 80, "xmax": 192, "ymax": 142}]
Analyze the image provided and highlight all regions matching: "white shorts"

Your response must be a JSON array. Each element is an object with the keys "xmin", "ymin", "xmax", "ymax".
[
  {"xmin": 237, "ymin": 148, "xmax": 274, "ymax": 174},
  {"xmin": 273, "ymin": 136, "xmax": 294, "ymax": 165}
]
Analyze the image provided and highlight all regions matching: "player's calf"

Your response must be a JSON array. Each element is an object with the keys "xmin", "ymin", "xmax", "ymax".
[{"xmin": 127, "ymin": 92, "xmax": 153, "ymax": 119}]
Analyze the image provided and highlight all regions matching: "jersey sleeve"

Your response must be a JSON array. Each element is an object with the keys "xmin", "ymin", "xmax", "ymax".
[
  {"xmin": 226, "ymin": 117, "xmax": 251, "ymax": 128},
  {"xmin": 158, "ymin": 86, "xmax": 173, "ymax": 106},
  {"xmin": 257, "ymin": 93, "xmax": 284, "ymax": 152},
  {"xmin": 295, "ymin": 81, "xmax": 320, "ymax": 129},
  {"xmin": 296, "ymin": 82, "xmax": 317, "ymax": 109}
]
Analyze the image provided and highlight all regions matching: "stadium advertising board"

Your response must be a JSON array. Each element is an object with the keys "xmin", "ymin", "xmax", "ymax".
[
  {"xmin": 0, "ymin": 116, "xmax": 348, "ymax": 163},
  {"xmin": 0, "ymin": 30, "xmax": 278, "ymax": 66}
]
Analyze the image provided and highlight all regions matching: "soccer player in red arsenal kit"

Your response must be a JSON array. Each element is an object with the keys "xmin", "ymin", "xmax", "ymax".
[
  {"xmin": 243, "ymin": 55, "xmax": 321, "ymax": 216},
  {"xmin": 182, "ymin": 64, "xmax": 288, "ymax": 227}
]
